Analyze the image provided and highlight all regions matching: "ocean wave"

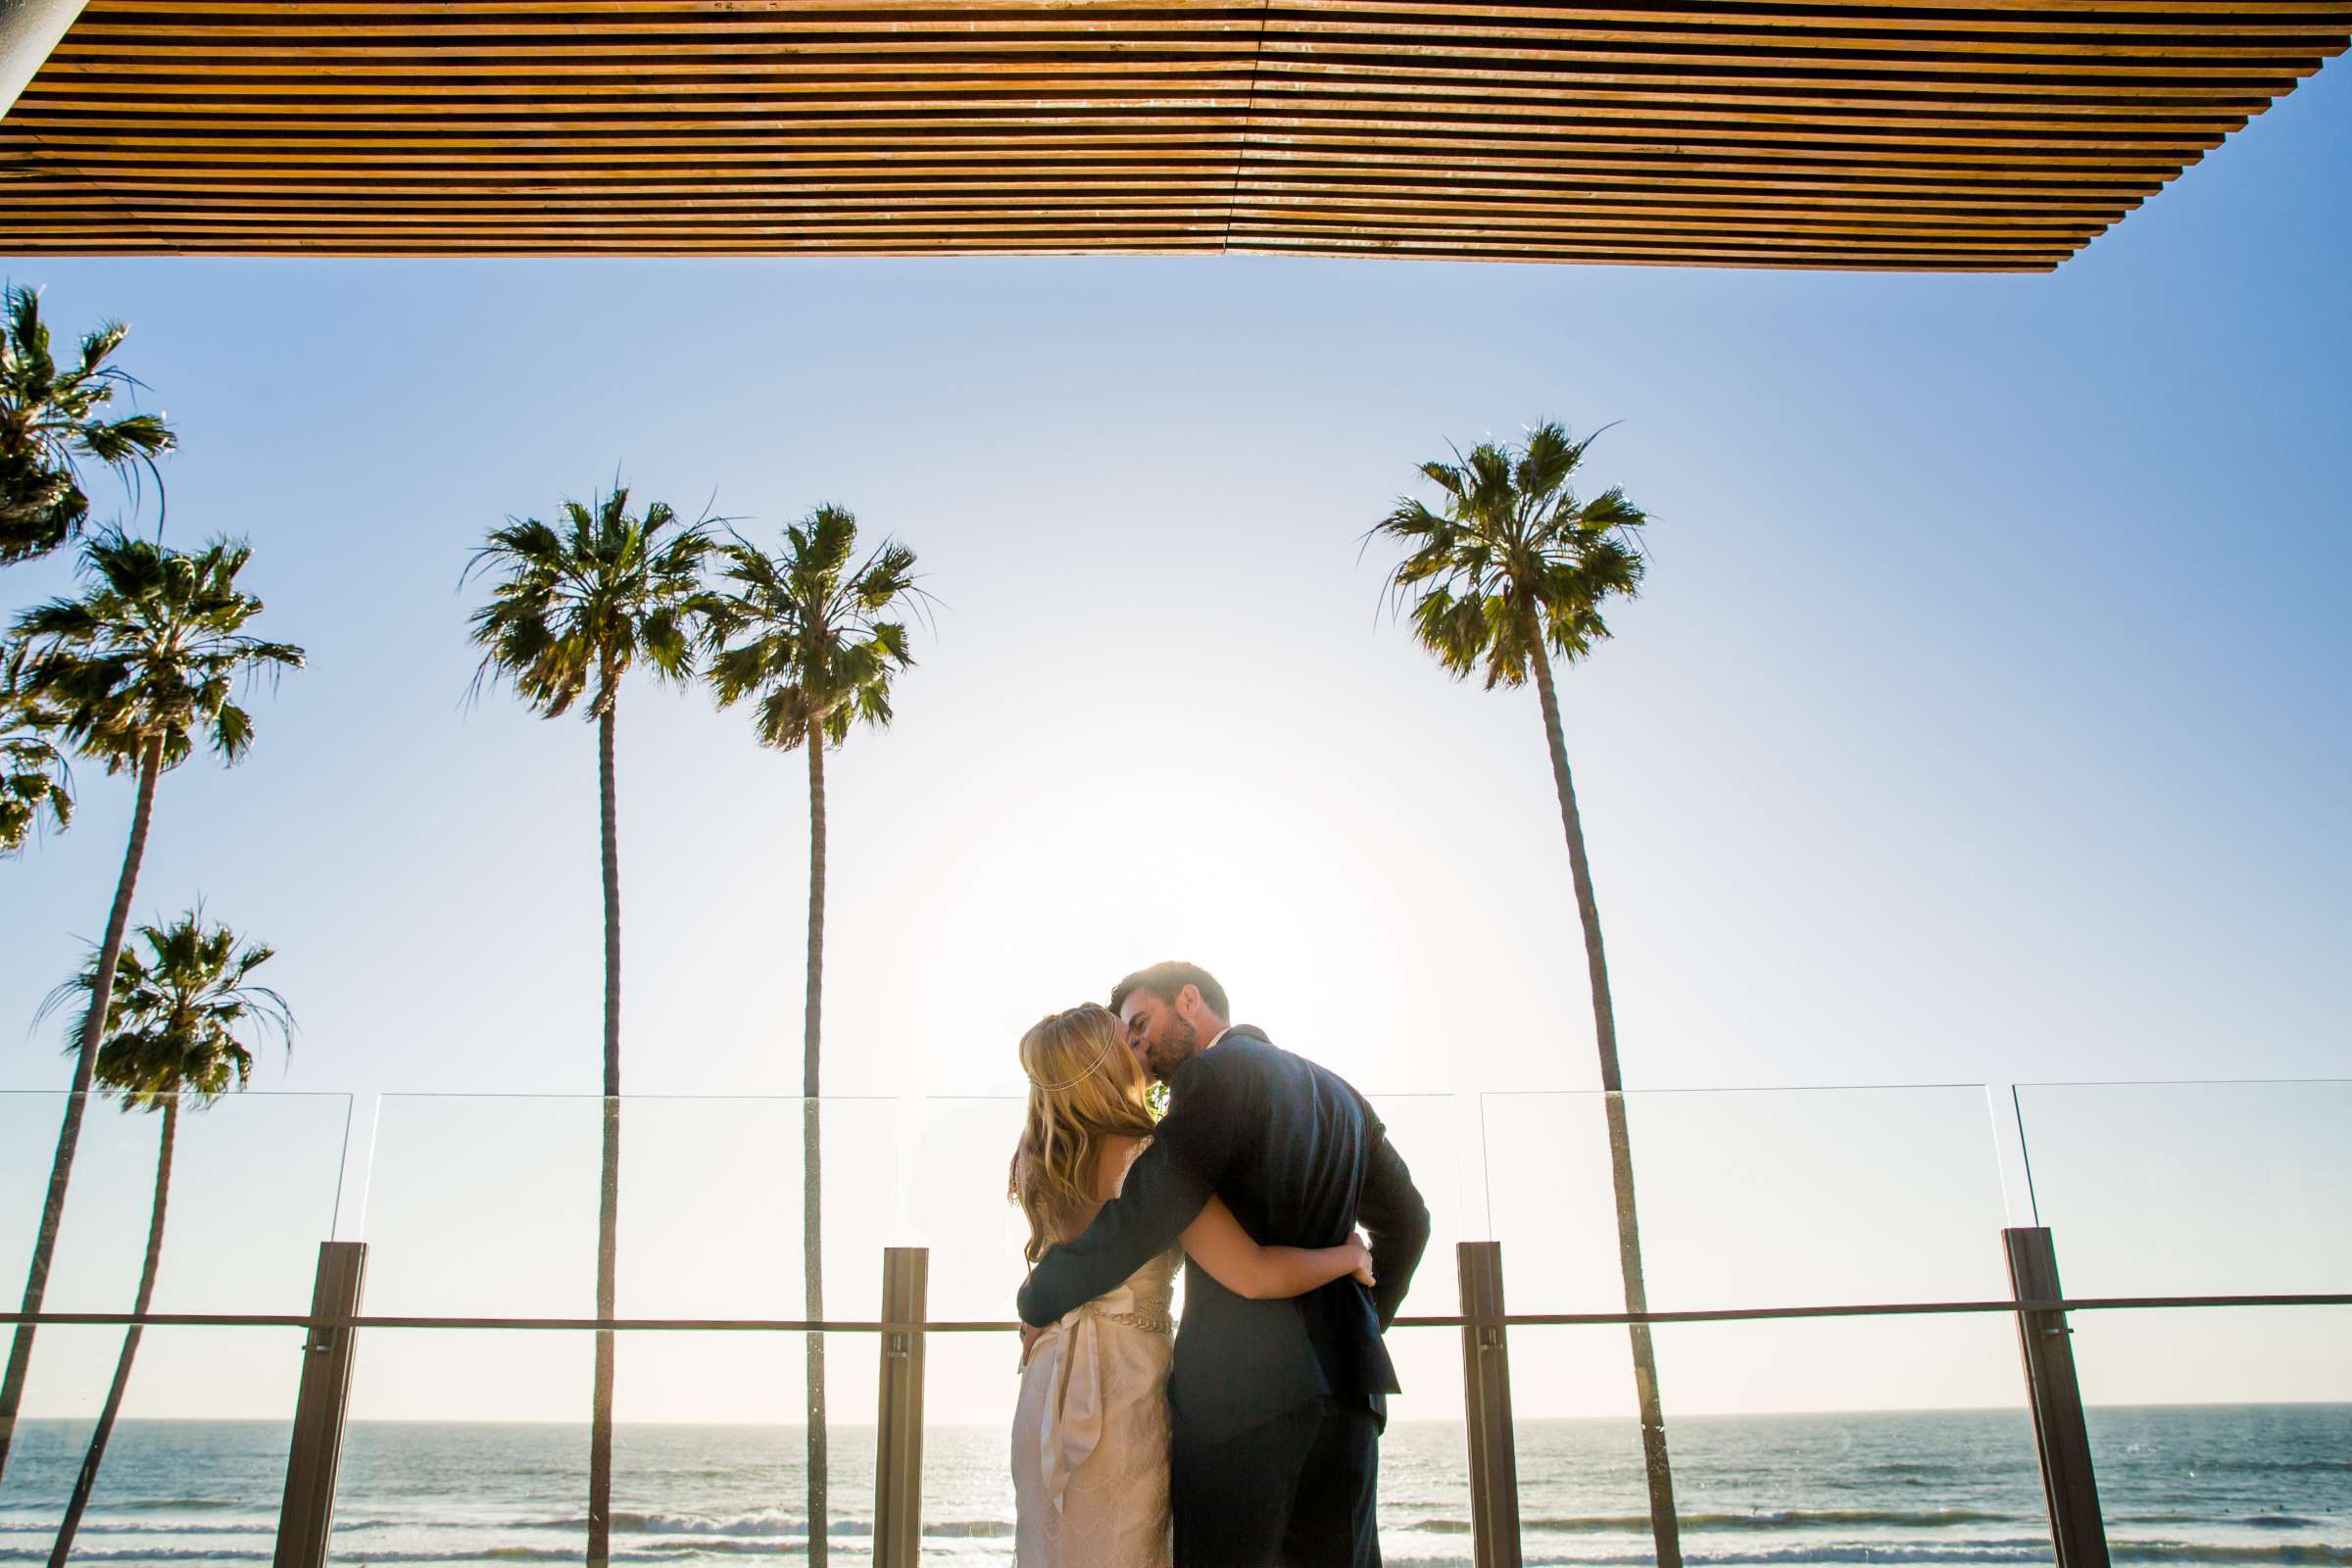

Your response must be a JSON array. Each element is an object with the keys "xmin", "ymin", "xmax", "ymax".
[
  {"xmin": 626, "ymin": 1510, "xmax": 830, "ymax": 1540},
  {"xmin": 0, "ymin": 1551, "xmax": 773, "ymax": 1566},
  {"xmin": 2172, "ymin": 1460, "xmax": 2352, "ymax": 1476},
  {"xmin": 1390, "ymin": 1510, "xmax": 2024, "ymax": 1537},
  {"xmin": 2113, "ymin": 1544, "xmax": 2352, "ymax": 1566},
  {"xmin": 23, "ymin": 1515, "xmax": 523, "ymax": 1539},
  {"xmin": 612, "ymin": 1546, "xmax": 829, "ymax": 1560},
  {"xmin": 0, "ymin": 1551, "xmax": 859, "ymax": 1567},
  {"xmin": 1383, "ymin": 1544, "xmax": 2352, "ymax": 1568},
  {"xmin": 1554, "ymin": 1511, "xmax": 2018, "ymax": 1535},
  {"xmin": 499, "ymin": 1512, "xmax": 815, "ymax": 1539},
  {"xmin": 925, "ymin": 1518, "xmax": 1017, "ymax": 1538},
  {"xmin": 482, "ymin": 1510, "xmax": 1009, "ymax": 1543},
  {"xmin": 1386, "ymin": 1546, "xmax": 2054, "ymax": 1568},
  {"xmin": 1623, "ymin": 1545, "xmax": 2055, "ymax": 1565},
  {"xmin": 0, "ymin": 1552, "xmax": 277, "ymax": 1564},
  {"xmin": 0, "ymin": 1519, "xmax": 273, "ymax": 1538},
  {"xmin": 1382, "ymin": 1556, "xmax": 2035, "ymax": 1568}
]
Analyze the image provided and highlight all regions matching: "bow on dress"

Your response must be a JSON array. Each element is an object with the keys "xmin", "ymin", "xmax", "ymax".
[{"xmin": 1035, "ymin": 1303, "xmax": 1109, "ymax": 1511}]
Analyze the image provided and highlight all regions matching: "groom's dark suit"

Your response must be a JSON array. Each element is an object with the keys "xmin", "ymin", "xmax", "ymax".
[{"xmin": 1016, "ymin": 1025, "xmax": 1431, "ymax": 1568}]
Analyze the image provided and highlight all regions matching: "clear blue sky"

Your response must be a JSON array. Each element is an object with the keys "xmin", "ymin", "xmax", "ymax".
[{"xmin": 0, "ymin": 61, "xmax": 2344, "ymax": 1423}]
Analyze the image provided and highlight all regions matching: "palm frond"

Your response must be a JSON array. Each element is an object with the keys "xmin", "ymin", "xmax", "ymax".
[
  {"xmin": 5, "ymin": 530, "xmax": 303, "ymax": 774},
  {"xmin": 707, "ymin": 505, "xmax": 926, "ymax": 756},
  {"xmin": 0, "ymin": 286, "xmax": 175, "ymax": 566},
  {"xmin": 463, "ymin": 484, "xmax": 719, "ymax": 721},
  {"xmin": 1369, "ymin": 419, "xmax": 1651, "ymax": 688},
  {"xmin": 47, "ymin": 906, "xmax": 294, "ymax": 1113}
]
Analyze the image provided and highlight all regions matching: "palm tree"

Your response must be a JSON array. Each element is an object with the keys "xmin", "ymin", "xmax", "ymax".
[
  {"xmin": 463, "ymin": 486, "xmax": 717, "ymax": 1568},
  {"xmin": 36, "ymin": 908, "xmax": 292, "ymax": 1567},
  {"xmin": 0, "ymin": 531, "xmax": 302, "ymax": 1482},
  {"xmin": 2, "ymin": 646, "xmax": 73, "ymax": 857},
  {"xmin": 707, "ymin": 507, "xmax": 919, "ymax": 1567},
  {"xmin": 1369, "ymin": 421, "xmax": 1684, "ymax": 1567},
  {"xmin": 1, "ymin": 284, "xmax": 176, "ymax": 567}
]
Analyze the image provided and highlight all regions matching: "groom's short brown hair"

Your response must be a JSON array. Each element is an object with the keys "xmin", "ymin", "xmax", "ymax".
[{"xmin": 1109, "ymin": 961, "xmax": 1229, "ymax": 1022}]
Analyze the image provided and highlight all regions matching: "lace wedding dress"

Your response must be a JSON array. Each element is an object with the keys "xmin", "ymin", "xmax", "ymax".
[{"xmin": 1010, "ymin": 1151, "xmax": 1180, "ymax": 1568}]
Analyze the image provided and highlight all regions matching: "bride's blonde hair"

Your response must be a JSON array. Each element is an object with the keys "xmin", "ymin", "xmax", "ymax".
[{"xmin": 1006, "ymin": 1003, "xmax": 1155, "ymax": 1263}]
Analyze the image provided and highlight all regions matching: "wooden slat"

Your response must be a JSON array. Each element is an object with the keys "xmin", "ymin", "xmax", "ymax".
[
  {"xmin": 36, "ymin": 29, "xmax": 2344, "ymax": 63},
  {"xmin": 3, "ymin": 0, "xmax": 2340, "ymax": 265},
  {"xmin": 0, "ymin": 181, "xmax": 2134, "ymax": 219}
]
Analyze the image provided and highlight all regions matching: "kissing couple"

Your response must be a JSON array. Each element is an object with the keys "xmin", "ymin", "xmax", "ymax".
[{"xmin": 1007, "ymin": 961, "xmax": 1433, "ymax": 1567}]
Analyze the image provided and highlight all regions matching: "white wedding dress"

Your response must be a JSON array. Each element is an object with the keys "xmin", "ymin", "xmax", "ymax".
[{"xmin": 1010, "ymin": 1147, "xmax": 1180, "ymax": 1568}]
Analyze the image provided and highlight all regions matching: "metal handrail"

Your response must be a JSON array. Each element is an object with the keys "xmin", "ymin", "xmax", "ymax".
[
  {"xmin": 5, "ymin": 1290, "xmax": 2346, "ymax": 1333},
  {"xmin": 7, "ymin": 1233, "xmax": 2320, "ymax": 1568}
]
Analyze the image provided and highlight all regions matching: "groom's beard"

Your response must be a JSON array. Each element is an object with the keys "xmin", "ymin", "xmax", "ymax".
[{"xmin": 1150, "ymin": 1016, "xmax": 1200, "ymax": 1081}]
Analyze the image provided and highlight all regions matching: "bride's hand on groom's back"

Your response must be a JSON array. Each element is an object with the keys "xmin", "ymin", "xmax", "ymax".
[{"xmin": 1346, "ymin": 1233, "xmax": 1377, "ymax": 1289}]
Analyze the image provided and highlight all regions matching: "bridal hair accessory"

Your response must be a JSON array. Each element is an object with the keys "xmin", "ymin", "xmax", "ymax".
[{"xmin": 1025, "ymin": 1037, "xmax": 1113, "ymax": 1093}]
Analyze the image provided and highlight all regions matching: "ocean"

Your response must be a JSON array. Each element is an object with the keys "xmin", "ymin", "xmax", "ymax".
[{"xmin": 2, "ymin": 1406, "xmax": 2346, "ymax": 1566}]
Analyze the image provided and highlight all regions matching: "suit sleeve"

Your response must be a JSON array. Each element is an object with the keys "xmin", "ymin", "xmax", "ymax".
[
  {"xmin": 1015, "ymin": 1052, "xmax": 1251, "ymax": 1327},
  {"xmin": 1356, "ymin": 1126, "xmax": 1432, "ymax": 1331}
]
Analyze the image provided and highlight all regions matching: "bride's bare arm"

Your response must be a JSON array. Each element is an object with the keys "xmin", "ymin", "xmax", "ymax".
[
  {"xmin": 1180, "ymin": 1197, "xmax": 1375, "ymax": 1300},
  {"xmin": 1016, "ymin": 1134, "xmax": 1149, "ymax": 1368}
]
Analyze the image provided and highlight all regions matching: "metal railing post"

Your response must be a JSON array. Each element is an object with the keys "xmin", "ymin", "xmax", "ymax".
[
  {"xmin": 871, "ymin": 1247, "xmax": 928, "ymax": 1568},
  {"xmin": 274, "ymin": 1241, "xmax": 366, "ymax": 1568},
  {"xmin": 2005, "ymin": 1227, "xmax": 2108, "ymax": 1568},
  {"xmin": 1457, "ymin": 1241, "xmax": 1523, "ymax": 1568}
]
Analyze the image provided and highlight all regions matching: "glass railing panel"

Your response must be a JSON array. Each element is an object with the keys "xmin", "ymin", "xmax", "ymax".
[
  {"xmin": 904, "ymin": 1095, "xmax": 1025, "ymax": 1327},
  {"xmin": 1494, "ymin": 1315, "xmax": 2044, "ymax": 1568},
  {"xmin": 357, "ymin": 1094, "xmax": 894, "ymax": 1318},
  {"xmin": 2012, "ymin": 1079, "xmax": 2352, "ymax": 1298},
  {"xmin": 0, "ymin": 1090, "xmax": 350, "ymax": 1561},
  {"xmin": 1482, "ymin": 1086, "xmax": 2015, "ymax": 1312},
  {"xmin": 2014, "ymin": 1080, "xmax": 2352, "ymax": 1558},
  {"xmin": 1483, "ymin": 1086, "xmax": 2031, "ymax": 1567},
  {"xmin": 336, "ymin": 1329, "xmax": 863, "ymax": 1562},
  {"xmin": 1371, "ymin": 1093, "xmax": 1471, "ymax": 1315},
  {"xmin": 341, "ymin": 1094, "xmax": 900, "ymax": 1565}
]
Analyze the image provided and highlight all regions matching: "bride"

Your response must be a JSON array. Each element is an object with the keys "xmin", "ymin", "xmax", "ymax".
[{"xmin": 1006, "ymin": 1003, "xmax": 1373, "ymax": 1568}]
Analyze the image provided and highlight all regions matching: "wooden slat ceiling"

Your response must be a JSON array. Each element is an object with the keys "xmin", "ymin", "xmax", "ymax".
[{"xmin": 1, "ymin": 1, "xmax": 2346, "ymax": 269}]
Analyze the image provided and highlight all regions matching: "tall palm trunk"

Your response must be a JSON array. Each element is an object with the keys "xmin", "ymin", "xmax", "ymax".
[
  {"xmin": 0, "ymin": 734, "xmax": 163, "ymax": 1480},
  {"xmin": 1528, "ymin": 637, "xmax": 1683, "ymax": 1568},
  {"xmin": 48, "ymin": 1097, "xmax": 175, "ymax": 1567},
  {"xmin": 587, "ymin": 705, "xmax": 622, "ymax": 1568},
  {"xmin": 802, "ymin": 725, "xmax": 829, "ymax": 1568}
]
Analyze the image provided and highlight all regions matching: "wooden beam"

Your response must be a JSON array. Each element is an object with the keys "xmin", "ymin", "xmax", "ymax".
[{"xmin": 3, "ymin": 0, "xmax": 2340, "ymax": 265}]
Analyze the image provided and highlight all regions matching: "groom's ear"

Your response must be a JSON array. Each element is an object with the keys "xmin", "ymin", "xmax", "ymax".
[{"xmin": 1176, "ymin": 983, "xmax": 1202, "ymax": 1017}]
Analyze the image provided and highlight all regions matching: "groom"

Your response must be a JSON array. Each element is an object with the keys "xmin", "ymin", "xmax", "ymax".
[{"xmin": 1017, "ymin": 960, "xmax": 1432, "ymax": 1568}]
